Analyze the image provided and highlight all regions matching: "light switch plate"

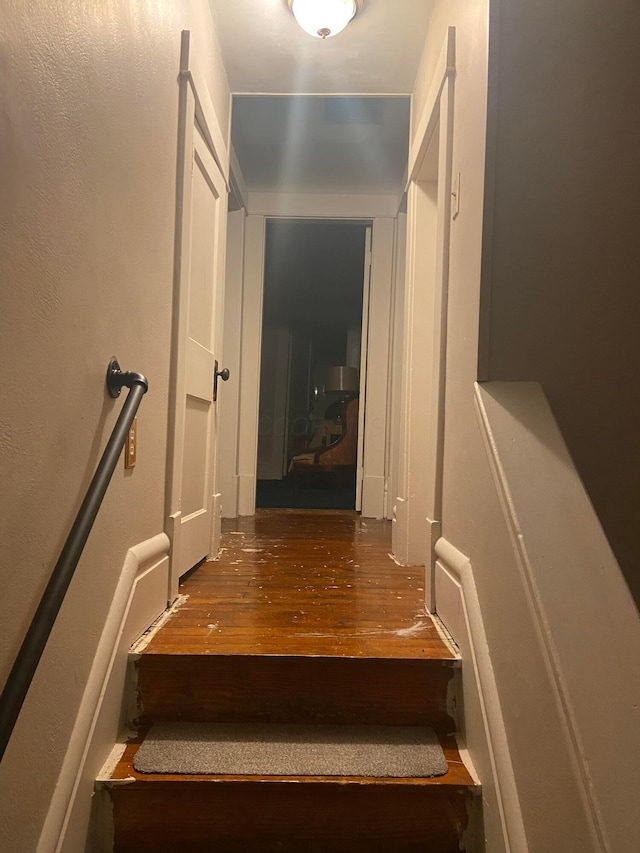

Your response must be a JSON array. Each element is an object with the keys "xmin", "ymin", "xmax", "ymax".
[{"xmin": 125, "ymin": 417, "xmax": 137, "ymax": 469}]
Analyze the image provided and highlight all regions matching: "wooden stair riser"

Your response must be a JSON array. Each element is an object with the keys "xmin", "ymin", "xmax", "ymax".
[
  {"xmin": 108, "ymin": 780, "xmax": 471, "ymax": 853},
  {"xmin": 135, "ymin": 654, "xmax": 455, "ymax": 726}
]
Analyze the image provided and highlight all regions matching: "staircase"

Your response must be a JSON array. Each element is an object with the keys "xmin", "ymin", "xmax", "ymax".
[{"xmin": 97, "ymin": 511, "xmax": 478, "ymax": 852}]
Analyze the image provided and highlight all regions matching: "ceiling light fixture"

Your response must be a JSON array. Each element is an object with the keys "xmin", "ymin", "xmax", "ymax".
[{"xmin": 288, "ymin": 0, "xmax": 363, "ymax": 40}]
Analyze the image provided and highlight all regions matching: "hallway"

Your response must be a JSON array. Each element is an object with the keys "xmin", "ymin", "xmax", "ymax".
[
  {"xmin": 104, "ymin": 510, "xmax": 476, "ymax": 852},
  {"xmin": 147, "ymin": 510, "xmax": 450, "ymax": 658}
]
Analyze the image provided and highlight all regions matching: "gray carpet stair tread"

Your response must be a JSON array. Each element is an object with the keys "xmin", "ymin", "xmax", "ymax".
[{"xmin": 133, "ymin": 722, "xmax": 449, "ymax": 778}]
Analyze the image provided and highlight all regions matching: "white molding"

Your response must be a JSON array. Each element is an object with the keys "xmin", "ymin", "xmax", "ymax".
[
  {"xmin": 38, "ymin": 534, "xmax": 170, "ymax": 853},
  {"xmin": 236, "ymin": 214, "xmax": 266, "ymax": 517},
  {"xmin": 237, "ymin": 473, "xmax": 256, "ymax": 516},
  {"xmin": 434, "ymin": 537, "xmax": 528, "ymax": 853},
  {"xmin": 219, "ymin": 209, "xmax": 246, "ymax": 518},
  {"xmin": 229, "ymin": 144, "xmax": 248, "ymax": 210},
  {"xmin": 247, "ymin": 192, "xmax": 401, "ymax": 219},
  {"xmin": 384, "ymin": 212, "xmax": 406, "ymax": 521},
  {"xmin": 208, "ymin": 492, "xmax": 222, "ymax": 559},
  {"xmin": 180, "ymin": 31, "xmax": 229, "ymax": 184},
  {"xmin": 361, "ymin": 475, "xmax": 385, "ymax": 519},
  {"xmin": 393, "ymin": 27, "xmax": 455, "ymax": 576},
  {"xmin": 360, "ymin": 218, "xmax": 395, "ymax": 519},
  {"xmin": 408, "ymin": 26, "xmax": 456, "ymax": 184},
  {"xmin": 474, "ymin": 381, "xmax": 640, "ymax": 853}
]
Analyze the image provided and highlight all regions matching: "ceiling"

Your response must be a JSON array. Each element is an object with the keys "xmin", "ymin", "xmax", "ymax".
[
  {"xmin": 209, "ymin": 0, "xmax": 435, "ymax": 197},
  {"xmin": 232, "ymin": 95, "xmax": 411, "ymax": 196}
]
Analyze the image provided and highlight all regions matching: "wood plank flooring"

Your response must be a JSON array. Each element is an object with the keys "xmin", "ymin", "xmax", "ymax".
[
  {"xmin": 141, "ymin": 509, "xmax": 455, "ymax": 660},
  {"xmin": 105, "ymin": 510, "xmax": 475, "ymax": 852}
]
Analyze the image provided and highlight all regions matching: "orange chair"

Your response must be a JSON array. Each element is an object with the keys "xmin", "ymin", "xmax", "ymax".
[{"xmin": 290, "ymin": 397, "xmax": 359, "ymax": 488}]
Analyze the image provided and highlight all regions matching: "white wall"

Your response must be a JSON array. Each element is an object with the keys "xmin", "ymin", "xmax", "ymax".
[
  {"xmin": 482, "ymin": 0, "xmax": 640, "ymax": 608},
  {"xmin": 407, "ymin": 2, "xmax": 640, "ymax": 852},
  {"xmin": 0, "ymin": 3, "xmax": 230, "ymax": 850}
]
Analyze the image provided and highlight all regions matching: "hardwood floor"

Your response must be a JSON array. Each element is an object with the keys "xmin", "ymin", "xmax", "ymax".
[
  {"xmin": 105, "ymin": 510, "xmax": 475, "ymax": 852},
  {"xmin": 141, "ymin": 509, "xmax": 454, "ymax": 659}
]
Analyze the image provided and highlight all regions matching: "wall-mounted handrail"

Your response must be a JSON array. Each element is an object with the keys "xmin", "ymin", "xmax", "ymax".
[{"xmin": 0, "ymin": 358, "xmax": 148, "ymax": 763}]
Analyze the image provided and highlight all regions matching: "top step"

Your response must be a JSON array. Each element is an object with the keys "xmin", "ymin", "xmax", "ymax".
[{"xmin": 136, "ymin": 510, "xmax": 459, "ymax": 662}]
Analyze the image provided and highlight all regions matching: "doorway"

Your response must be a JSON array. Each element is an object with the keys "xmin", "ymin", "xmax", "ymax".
[
  {"xmin": 256, "ymin": 220, "xmax": 368, "ymax": 510},
  {"xmin": 220, "ymin": 94, "xmax": 409, "ymax": 520}
]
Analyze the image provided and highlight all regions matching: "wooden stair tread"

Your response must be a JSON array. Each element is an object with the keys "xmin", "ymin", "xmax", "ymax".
[
  {"xmin": 105, "ymin": 728, "xmax": 475, "ymax": 787},
  {"xmin": 104, "ymin": 729, "xmax": 475, "ymax": 852},
  {"xmin": 104, "ymin": 513, "xmax": 475, "ymax": 852},
  {"xmin": 136, "ymin": 512, "xmax": 456, "ymax": 661}
]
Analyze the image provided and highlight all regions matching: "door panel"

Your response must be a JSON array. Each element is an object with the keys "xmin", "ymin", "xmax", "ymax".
[{"xmin": 168, "ymin": 113, "xmax": 227, "ymax": 589}]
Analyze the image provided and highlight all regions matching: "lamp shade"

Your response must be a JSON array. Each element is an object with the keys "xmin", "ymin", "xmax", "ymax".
[
  {"xmin": 325, "ymin": 366, "xmax": 359, "ymax": 395},
  {"xmin": 289, "ymin": 0, "xmax": 358, "ymax": 39}
]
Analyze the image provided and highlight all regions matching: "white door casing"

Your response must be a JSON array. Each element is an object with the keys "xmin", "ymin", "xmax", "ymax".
[
  {"xmin": 166, "ymin": 31, "xmax": 229, "ymax": 600},
  {"xmin": 233, "ymin": 213, "xmax": 396, "ymax": 518},
  {"xmin": 392, "ymin": 27, "xmax": 455, "ymax": 603},
  {"xmin": 360, "ymin": 218, "xmax": 395, "ymax": 518},
  {"xmin": 355, "ymin": 226, "xmax": 372, "ymax": 512}
]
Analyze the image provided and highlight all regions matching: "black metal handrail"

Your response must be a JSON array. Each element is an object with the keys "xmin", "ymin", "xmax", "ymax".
[{"xmin": 0, "ymin": 358, "xmax": 148, "ymax": 762}]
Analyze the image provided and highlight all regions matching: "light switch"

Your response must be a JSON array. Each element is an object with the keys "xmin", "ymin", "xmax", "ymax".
[{"xmin": 125, "ymin": 417, "xmax": 137, "ymax": 469}]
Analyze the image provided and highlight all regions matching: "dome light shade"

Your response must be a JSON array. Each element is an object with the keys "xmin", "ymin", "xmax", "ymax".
[{"xmin": 289, "ymin": 0, "xmax": 359, "ymax": 39}]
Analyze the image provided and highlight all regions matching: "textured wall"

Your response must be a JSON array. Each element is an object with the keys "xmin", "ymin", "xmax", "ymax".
[
  {"xmin": 411, "ymin": 1, "xmax": 640, "ymax": 851},
  {"xmin": 0, "ymin": 2, "xmax": 229, "ymax": 850},
  {"xmin": 412, "ymin": 1, "xmax": 605, "ymax": 850},
  {"xmin": 484, "ymin": 0, "xmax": 640, "ymax": 605}
]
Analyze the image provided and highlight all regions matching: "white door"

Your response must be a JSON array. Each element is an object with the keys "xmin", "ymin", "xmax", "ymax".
[{"xmin": 167, "ymin": 112, "xmax": 228, "ymax": 597}]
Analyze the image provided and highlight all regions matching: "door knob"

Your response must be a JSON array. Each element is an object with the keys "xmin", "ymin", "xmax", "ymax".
[{"xmin": 213, "ymin": 360, "xmax": 230, "ymax": 401}]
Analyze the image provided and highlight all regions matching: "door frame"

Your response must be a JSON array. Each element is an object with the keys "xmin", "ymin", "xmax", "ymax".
[
  {"xmin": 392, "ymin": 27, "xmax": 455, "ymax": 609},
  {"xmin": 165, "ymin": 31, "xmax": 230, "ymax": 601},
  {"xmin": 234, "ymin": 214, "xmax": 395, "ymax": 518}
]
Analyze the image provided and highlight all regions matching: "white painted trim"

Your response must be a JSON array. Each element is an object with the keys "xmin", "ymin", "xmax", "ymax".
[
  {"xmin": 247, "ymin": 192, "xmax": 401, "ymax": 219},
  {"xmin": 408, "ymin": 27, "xmax": 456, "ymax": 184},
  {"xmin": 237, "ymin": 215, "xmax": 266, "ymax": 515},
  {"xmin": 474, "ymin": 381, "xmax": 640, "ymax": 853},
  {"xmin": 180, "ymin": 31, "xmax": 229, "ymax": 185},
  {"xmin": 361, "ymin": 218, "xmax": 395, "ymax": 519},
  {"xmin": 393, "ymin": 27, "xmax": 455, "ymax": 572},
  {"xmin": 219, "ymin": 208, "xmax": 246, "ymax": 518},
  {"xmin": 434, "ymin": 538, "xmax": 528, "ymax": 853},
  {"xmin": 229, "ymin": 144, "xmax": 248, "ymax": 210},
  {"xmin": 356, "ymin": 226, "xmax": 372, "ymax": 513},
  {"xmin": 384, "ymin": 212, "xmax": 406, "ymax": 520},
  {"xmin": 38, "ymin": 534, "xmax": 170, "ymax": 853}
]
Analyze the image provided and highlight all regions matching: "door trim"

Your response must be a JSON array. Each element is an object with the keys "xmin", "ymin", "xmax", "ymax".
[
  {"xmin": 393, "ymin": 27, "xmax": 455, "ymax": 606},
  {"xmin": 235, "ymin": 216, "xmax": 395, "ymax": 518}
]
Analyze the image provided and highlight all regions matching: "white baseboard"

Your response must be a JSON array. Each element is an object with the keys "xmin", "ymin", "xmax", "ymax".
[
  {"xmin": 237, "ymin": 473, "xmax": 255, "ymax": 516},
  {"xmin": 37, "ymin": 534, "xmax": 170, "ymax": 853},
  {"xmin": 434, "ymin": 538, "xmax": 528, "ymax": 853},
  {"xmin": 221, "ymin": 474, "xmax": 239, "ymax": 518},
  {"xmin": 361, "ymin": 474, "xmax": 385, "ymax": 519},
  {"xmin": 391, "ymin": 496, "xmax": 409, "ymax": 564},
  {"xmin": 209, "ymin": 492, "xmax": 222, "ymax": 558}
]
